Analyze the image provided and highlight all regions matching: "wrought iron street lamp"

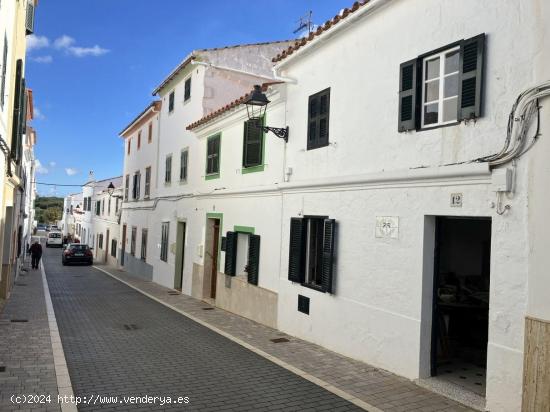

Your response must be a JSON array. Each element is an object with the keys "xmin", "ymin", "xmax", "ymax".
[
  {"xmin": 244, "ymin": 85, "xmax": 289, "ymax": 142},
  {"xmin": 107, "ymin": 182, "xmax": 115, "ymax": 196}
]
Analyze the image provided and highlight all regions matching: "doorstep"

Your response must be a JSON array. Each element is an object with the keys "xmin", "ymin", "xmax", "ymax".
[{"xmin": 93, "ymin": 264, "xmax": 475, "ymax": 412}]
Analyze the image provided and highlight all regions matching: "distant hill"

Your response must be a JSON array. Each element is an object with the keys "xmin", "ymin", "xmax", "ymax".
[{"xmin": 35, "ymin": 196, "xmax": 64, "ymax": 224}]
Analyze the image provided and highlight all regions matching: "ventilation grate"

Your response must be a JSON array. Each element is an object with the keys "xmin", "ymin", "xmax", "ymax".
[
  {"xmin": 11, "ymin": 319, "xmax": 28, "ymax": 323},
  {"xmin": 270, "ymin": 338, "xmax": 290, "ymax": 343},
  {"xmin": 167, "ymin": 291, "xmax": 180, "ymax": 295},
  {"xmin": 0, "ymin": 366, "xmax": 5, "ymax": 372},
  {"xmin": 298, "ymin": 295, "xmax": 310, "ymax": 315},
  {"xmin": 123, "ymin": 324, "xmax": 138, "ymax": 330},
  {"xmin": 202, "ymin": 307, "xmax": 214, "ymax": 311}
]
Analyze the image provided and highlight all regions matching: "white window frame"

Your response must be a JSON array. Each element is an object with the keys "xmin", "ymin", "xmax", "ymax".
[{"xmin": 421, "ymin": 46, "xmax": 460, "ymax": 129}]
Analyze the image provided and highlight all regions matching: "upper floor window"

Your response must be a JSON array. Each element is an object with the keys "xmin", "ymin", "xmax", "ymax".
[
  {"xmin": 206, "ymin": 134, "xmax": 220, "ymax": 178},
  {"xmin": 132, "ymin": 171, "xmax": 141, "ymax": 200},
  {"xmin": 101, "ymin": 199, "xmax": 105, "ymax": 215},
  {"xmin": 95, "ymin": 200, "xmax": 101, "ymax": 216},
  {"xmin": 180, "ymin": 149, "xmax": 188, "ymax": 182},
  {"xmin": 124, "ymin": 174, "xmax": 129, "ymax": 200},
  {"xmin": 398, "ymin": 34, "xmax": 485, "ymax": 132},
  {"xmin": 137, "ymin": 131, "xmax": 141, "ymax": 150},
  {"xmin": 184, "ymin": 77, "xmax": 191, "ymax": 102},
  {"xmin": 307, "ymin": 88, "xmax": 330, "ymax": 150},
  {"xmin": 243, "ymin": 118, "xmax": 264, "ymax": 170},
  {"xmin": 168, "ymin": 91, "xmax": 175, "ymax": 113},
  {"xmin": 127, "ymin": 138, "xmax": 131, "ymax": 155},
  {"xmin": 108, "ymin": 198, "xmax": 111, "ymax": 215},
  {"xmin": 144, "ymin": 166, "xmax": 151, "ymax": 198},
  {"xmin": 165, "ymin": 154, "xmax": 172, "ymax": 184},
  {"xmin": 148, "ymin": 122, "xmax": 153, "ymax": 143}
]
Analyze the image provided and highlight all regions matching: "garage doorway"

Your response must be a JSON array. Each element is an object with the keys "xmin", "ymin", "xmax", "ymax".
[{"xmin": 432, "ymin": 217, "xmax": 491, "ymax": 396}]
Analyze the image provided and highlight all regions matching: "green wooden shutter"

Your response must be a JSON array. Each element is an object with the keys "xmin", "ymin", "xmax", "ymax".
[
  {"xmin": 318, "ymin": 91, "xmax": 330, "ymax": 146},
  {"xmin": 307, "ymin": 95, "xmax": 318, "ymax": 148},
  {"xmin": 458, "ymin": 33, "xmax": 485, "ymax": 121},
  {"xmin": 288, "ymin": 218, "xmax": 305, "ymax": 283},
  {"xmin": 321, "ymin": 219, "xmax": 336, "ymax": 293},
  {"xmin": 398, "ymin": 59, "xmax": 417, "ymax": 132},
  {"xmin": 224, "ymin": 231, "xmax": 237, "ymax": 276},
  {"xmin": 243, "ymin": 119, "xmax": 263, "ymax": 168},
  {"xmin": 10, "ymin": 60, "xmax": 23, "ymax": 160},
  {"xmin": 247, "ymin": 234, "xmax": 260, "ymax": 285}
]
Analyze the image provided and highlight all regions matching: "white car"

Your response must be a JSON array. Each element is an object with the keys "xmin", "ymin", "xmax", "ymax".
[{"xmin": 46, "ymin": 231, "xmax": 63, "ymax": 247}]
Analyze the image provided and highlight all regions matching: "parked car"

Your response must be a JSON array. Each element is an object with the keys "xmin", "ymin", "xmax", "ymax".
[
  {"xmin": 46, "ymin": 231, "xmax": 63, "ymax": 247},
  {"xmin": 62, "ymin": 244, "xmax": 93, "ymax": 265},
  {"xmin": 37, "ymin": 224, "xmax": 46, "ymax": 231}
]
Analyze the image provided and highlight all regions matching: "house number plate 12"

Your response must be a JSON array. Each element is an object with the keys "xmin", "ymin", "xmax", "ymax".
[{"xmin": 450, "ymin": 193, "xmax": 463, "ymax": 207}]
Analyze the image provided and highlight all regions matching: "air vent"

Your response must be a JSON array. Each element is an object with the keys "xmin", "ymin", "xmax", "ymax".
[
  {"xmin": 11, "ymin": 319, "xmax": 28, "ymax": 323},
  {"xmin": 123, "ymin": 324, "xmax": 138, "ymax": 330},
  {"xmin": 167, "ymin": 291, "xmax": 180, "ymax": 295},
  {"xmin": 202, "ymin": 307, "xmax": 214, "ymax": 311},
  {"xmin": 298, "ymin": 295, "xmax": 310, "ymax": 315},
  {"xmin": 0, "ymin": 366, "xmax": 6, "ymax": 372}
]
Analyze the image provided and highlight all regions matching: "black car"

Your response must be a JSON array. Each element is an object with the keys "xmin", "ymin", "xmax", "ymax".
[{"xmin": 62, "ymin": 244, "xmax": 93, "ymax": 265}]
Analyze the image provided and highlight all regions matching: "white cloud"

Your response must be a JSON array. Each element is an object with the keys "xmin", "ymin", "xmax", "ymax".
[
  {"xmin": 53, "ymin": 35, "xmax": 109, "ymax": 58},
  {"xmin": 53, "ymin": 35, "xmax": 75, "ymax": 49},
  {"xmin": 67, "ymin": 45, "xmax": 109, "ymax": 57},
  {"xmin": 27, "ymin": 35, "xmax": 50, "ymax": 51},
  {"xmin": 33, "ymin": 107, "xmax": 46, "ymax": 120},
  {"xmin": 31, "ymin": 55, "xmax": 53, "ymax": 64},
  {"xmin": 35, "ymin": 159, "xmax": 49, "ymax": 174},
  {"xmin": 65, "ymin": 167, "xmax": 79, "ymax": 176},
  {"xmin": 48, "ymin": 161, "xmax": 56, "ymax": 168}
]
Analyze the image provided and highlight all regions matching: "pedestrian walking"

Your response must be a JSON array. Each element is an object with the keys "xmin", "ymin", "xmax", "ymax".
[{"xmin": 29, "ymin": 240, "xmax": 43, "ymax": 269}]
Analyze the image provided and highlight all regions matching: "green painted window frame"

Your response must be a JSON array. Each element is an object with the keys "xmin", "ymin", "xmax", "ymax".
[
  {"xmin": 205, "ymin": 133, "xmax": 221, "ymax": 180},
  {"xmin": 242, "ymin": 116, "xmax": 266, "ymax": 174},
  {"xmin": 234, "ymin": 225, "xmax": 255, "ymax": 234}
]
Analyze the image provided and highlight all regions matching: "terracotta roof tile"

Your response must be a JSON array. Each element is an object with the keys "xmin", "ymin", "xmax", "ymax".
[{"xmin": 272, "ymin": 1, "xmax": 370, "ymax": 63}]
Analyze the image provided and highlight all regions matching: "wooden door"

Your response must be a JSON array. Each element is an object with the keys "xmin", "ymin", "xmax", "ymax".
[{"xmin": 210, "ymin": 221, "xmax": 220, "ymax": 298}]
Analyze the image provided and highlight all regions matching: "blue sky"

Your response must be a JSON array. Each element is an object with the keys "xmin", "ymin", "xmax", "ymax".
[{"xmin": 27, "ymin": 0, "xmax": 351, "ymax": 197}]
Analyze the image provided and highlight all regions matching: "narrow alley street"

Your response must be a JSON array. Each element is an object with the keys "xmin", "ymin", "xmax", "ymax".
[{"xmin": 42, "ymin": 246, "xmax": 362, "ymax": 411}]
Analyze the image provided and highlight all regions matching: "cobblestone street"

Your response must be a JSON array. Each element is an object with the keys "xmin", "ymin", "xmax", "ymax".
[{"xmin": 42, "ymin": 247, "xmax": 362, "ymax": 411}]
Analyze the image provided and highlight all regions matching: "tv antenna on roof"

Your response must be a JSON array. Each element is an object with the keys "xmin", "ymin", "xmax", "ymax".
[{"xmin": 293, "ymin": 10, "xmax": 313, "ymax": 35}]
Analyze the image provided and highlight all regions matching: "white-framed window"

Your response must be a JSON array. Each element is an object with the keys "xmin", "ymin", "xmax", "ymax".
[{"xmin": 421, "ymin": 47, "xmax": 460, "ymax": 128}]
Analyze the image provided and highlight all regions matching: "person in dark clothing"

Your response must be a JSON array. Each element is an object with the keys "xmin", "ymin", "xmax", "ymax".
[{"xmin": 29, "ymin": 241, "xmax": 42, "ymax": 269}]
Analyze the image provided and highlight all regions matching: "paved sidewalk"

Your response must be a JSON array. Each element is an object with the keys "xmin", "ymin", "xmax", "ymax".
[
  {"xmin": 0, "ymin": 262, "xmax": 60, "ymax": 412},
  {"xmin": 95, "ymin": 264, "xmax": 473, "ymax": 412}
]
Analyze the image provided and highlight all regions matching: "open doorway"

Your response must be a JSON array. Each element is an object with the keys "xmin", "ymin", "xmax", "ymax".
[
  {"xmin": 174, "ymin": 221, "xmax": 186, "ymax": 291},
  {"xmin": 203, "ymin": 217, "xmax": 220, "ymax": 300},
  {"xmin": 432, "ymin": 217, "xmax": 491, "ymax": 396}
]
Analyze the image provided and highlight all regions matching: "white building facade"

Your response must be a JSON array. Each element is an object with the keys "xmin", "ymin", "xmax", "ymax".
[
  {"xmin": 91, "ymin": 177, "xmax": 122, "ymax": 267},
  {"xmin": 184, "ymin": 1, "xmax": 550, "ymax": 410},
  {"xmin": 118, "ymin": 41, "xmax": 295, "ymax": 292}
]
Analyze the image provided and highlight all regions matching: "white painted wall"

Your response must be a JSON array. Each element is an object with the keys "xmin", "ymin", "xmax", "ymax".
[{"xmin": 270, "ymin": 1, "xmax": 546, "ymax": 410}]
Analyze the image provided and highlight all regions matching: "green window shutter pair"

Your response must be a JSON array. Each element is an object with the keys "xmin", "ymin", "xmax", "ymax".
[
  {"xmin": 288, "ymin": 217, "xmax": 336, "ymax": 293},
  {"xmin": 307, "ymin": 88, "xmax": 330, "ymax": 150},
  {"xmin": 398, "ymin": 33, "xmax": 485, "ymax": 131},
  {"xmin": 243, "ymin": 118, "xmax": 263, "ymax": 168},
  {"xmin": 224, "ymin": 231, "xmax": 261, "ymax": 286}
]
